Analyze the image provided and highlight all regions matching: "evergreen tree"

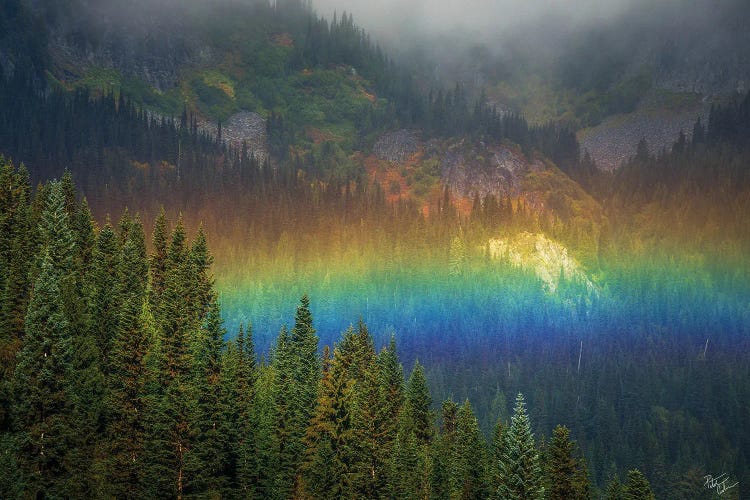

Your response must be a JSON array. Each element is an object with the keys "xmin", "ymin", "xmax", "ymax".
[
  {"xmin": 219, "ymin": 327, "xmax": 243, "ymax": 495},
  {"xmin": 0, "ymin": 160, "xmax": 33, "ymax": 433},
  {"xmin": 271, "ymin": 323, "xmax": 293, "ymax": 491},
  {"xmin": 141, "ymin": 301, "xmax": 174, "ymax": 497},
  {"xmin": 498, "ymin": 393, "xmax": 544, "ymax": 500},
  {"xmin": 430, "ymin": 399, "xmax": 458, "ymax": 499},
  {"xmin": 59, "ymin": 170, "xmax": 78, "ymax": 219},
  {"xmin": 384, "ymin": 353, "xmax": 431, "ymax": 498},
  {"xmin": 87, "ymin": 221, "xmax": 121, "ymax": 369},
  {"xmin": 185, "ymin": 297, "xmax": 228, "ymax": 496},
  {"xmin": 119, "ymin": 215, "xmax": 149, "ymax": 299},
  {"xmin": 404, "ymin": 360, "xmax": 433, "ymax": 446},
  {"xmin": 26, "ymin": 180, "xmax": 103, "ymax": 496},
  {"xmin": 375, "ymin": 334, "xmax": 404, "ymax": 494},
  {"xmin": 232, "ymin": 323, "xmax": 260, "ymax": 497},
  {"xmin": 389, "ymin": 413, "xmax": 428, "ymax": 499},
  {"xmin": 274, "ymin": 294, "xmax": 319, "ymax": 496},
  {"xmin": 489, "ymin": 417, "xmax": 506, "ymax": 499},
  {"xmin": 143, "ymin": 217, "xmax": 196, "ymax": 498},
  {"xmin": 37, "ymin": 181, "xmax": 75, "ymax": 279},
  {"xmin": 342, "ymin": 320, "xmax": 382, "ymax": 497},
  {"xmin": 692, "ymin": 116, "xmax": 705, "ymax": 145},
  {"xmin": 148, "ymin": 207, "xmax": 169, "ymax": 314},
  {"xmin": 574, "ymin": 457, "xmax": 593, "ymax": 500},
  {"xmin": 101, "ymin": 230, "xmax": 150, "ymax": 498},
  {"xmin": 290, "ymin": 295, "xmax": 320, "ymax": 407},
  {"xmin": 62, "ymin": 189, "xmax": 106, "ymax": 497},
  {"xmin": 546, "ymin": 424, "xmax": 591, "ymax": 500},
  {"xmin": 12, "ymin": 251, "xmax": 74, "ymax": 497},
  {"xmin": 187, "ymin": 224, "xmax": 214, "ymax": 324},
  {"xmin": 623, "ymin": 469, "xmax": 655, "ymax": 500},
  {"xmin": 301, "ymin": 338, "xmax": 361, "ymax": 499},
  {"xmin": 72, "ymin": 197, "xmax": 95, "ymax": 272},
  {"xmin": 65, "ymin": 309, "xmax": 104, "ymax": 498},
  {"xmin": 0, "ymin": 432, "xmax": 21, "ymax": 498},
  {"xmin": 249, "ymin": 362, "xmax": 280, "ymax": 499},
  {"xmin": 605, "ymin": 475, "xmax": 624, "ymax": 500},
  {"xmin": 453, "ymin": 400, "xmax": 489, "ymax": 499}
]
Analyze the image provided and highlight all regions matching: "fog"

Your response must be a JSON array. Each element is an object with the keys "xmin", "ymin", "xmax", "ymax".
[
  {"xmin": 313, "ymin": 0, "xmax": 639, "ymax": 43},
  {"xmin": 33, "ymin": 0, "xmax": 749, "ymax": 96},
  {"xmin": 43, "ymin": 0, "xmax": 746, "ymax": 58}
]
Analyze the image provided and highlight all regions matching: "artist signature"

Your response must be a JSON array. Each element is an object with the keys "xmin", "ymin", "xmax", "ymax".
[{"xmin": 704, "ymin": 473, "xmax": 739, "ymax": 496}]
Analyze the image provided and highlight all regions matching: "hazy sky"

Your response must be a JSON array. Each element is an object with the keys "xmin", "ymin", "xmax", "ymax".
[{"xmin": 312, "ymin": 0, "xmax": 640, "ymax": 43}]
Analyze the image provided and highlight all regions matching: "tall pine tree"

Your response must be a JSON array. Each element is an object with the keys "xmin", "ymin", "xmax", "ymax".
[
  {"xmin": 101, "ymin": 222, "xmax": 150, "ymax": 499},
  {"xmin": 12, "ymin": 250, "xmax": 74, "ymax": 497},
  {"xmin": 87, "ymin": 221, "xmax": 121, "ymax": 370},
  {"xmin": 545, "ymin": 424, "xmax": 591, "ymax": 500},
  {"xmin": 142, "ymin": 217, "xmax": 197, "ymax": 498},
  {"xmin": 301, "ymin": 336, "xmax": 360, "ymax": 499},
  {"xmin": 453, "ymin": 399, "xmax": 489, "ymax": 499},
  {"xmin": 374, "ymin": 334, "xmax": 404, "ymax": 494},
  {"xmin": 404, "ymin": 360, "xmax": 432, "ymax": 446},
  {"xmin": 623, "ymin": 469, "xmax": 655, "ymax": 500},
  {"xmin": 498, "ymin": 393, "xmax": 544, "ymax": 500},
  {"xmin": 274, "ymin": 294, "xmax": 319, "ymax": 496},
  {"xmin": 489, "ymin": 417, "xmax": 506, "ymax": 499},
  {"xmin": 185, "ymin": 297, "xmax": 228, "ymax": 496}
]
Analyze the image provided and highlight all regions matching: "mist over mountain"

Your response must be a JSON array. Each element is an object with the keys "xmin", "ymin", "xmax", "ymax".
[
  {"xmin": 14, "ymin": 0, "xmax": 750, "ymax": 101},
  {"xmin": 314, "ymin": 0, "xmax": 635, "ymax": 41},
  {"xmin": 457, "ymin": 1, "xmax": 745, "ymax": 98}
]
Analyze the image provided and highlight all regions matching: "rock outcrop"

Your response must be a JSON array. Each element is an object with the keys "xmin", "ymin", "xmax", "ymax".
[
  {"xmin": 438, "ymin": 141, "xmax": 544, "ymax": 199},
  {"xmin": 373, "ymin": 129, "xmax": 420, "ymax": 163},
  {"xmin": 485, "ymin": 232, "xmax": 595, "ymax": 294},
  {"xmin": 220, "ymin": 112, "xmax": 267, "ymax": 162},
  {"xmin": 31, "ymin": 0, "xmax": 212, "ymax": 91},
  {"xmin": 578, "ymin": 98, "xmax": 710, "ymax": 171}
]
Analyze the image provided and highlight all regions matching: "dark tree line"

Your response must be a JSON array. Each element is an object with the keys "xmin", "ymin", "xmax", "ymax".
[{"xmin": 605, "ymin": 90, "xmax": 750, "ymax": 255}]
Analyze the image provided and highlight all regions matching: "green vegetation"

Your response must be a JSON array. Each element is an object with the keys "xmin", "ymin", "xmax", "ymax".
[
  {"xmin": 489, "ymin": 76, "xmax": 578, "ymax": 125},
  {"xmin": 406, "ymin": 158, "xmax": 441, "ymax": 198},
  {"xmin": 489, "ymin": 68, "xmax": 653, "ymax": 128},
  {"xmin": 0, "ymin": 164, "xmax": 639, "ymax": 498},
  {"xmin": 192, "ymin": 75, "xmax": 236, "ymax": 121},
  {"xmin": 54, "ymin": 66, "xmax": 185, "ymax": 115}
]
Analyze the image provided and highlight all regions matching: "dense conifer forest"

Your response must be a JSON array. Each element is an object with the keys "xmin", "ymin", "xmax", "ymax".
[{"xmin": 0, "ymin": 165, "xmax": 664, "ymax": 498}]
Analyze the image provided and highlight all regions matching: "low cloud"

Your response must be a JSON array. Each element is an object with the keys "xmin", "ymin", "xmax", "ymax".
[{"xmin": 312, "ymin": 0, "xmax": 639, "ymax": 45}]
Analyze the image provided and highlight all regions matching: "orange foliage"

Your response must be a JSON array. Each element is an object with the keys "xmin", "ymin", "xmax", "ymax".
[
  {"xmin": 271, "ymin": 33, "xmax": 294, "ymax": 48},
  {"xmin": 306, "ymin": 127, "xmax": 342, "ymax": 144},
  {"xmin": 131, "ymin": 160, "xmax": 150, "ymax": 171},
  {"xmin": 363, "ymin": 154, "xmax": 410, "ymax": 204}
]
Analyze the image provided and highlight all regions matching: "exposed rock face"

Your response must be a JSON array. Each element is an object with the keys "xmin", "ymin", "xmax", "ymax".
[
  {"xmin": 223, "ymin": 112, "xmax": 267, "ymax": 162},
  {"xmin": 439, "ymin": 141, "xmax": 544, "ymax": 199},
  {"xmin": 486, "ymin": 232, "xmax": 595, "ymax": 294},
  {"xmin": 373, "ymin": 129, "xmax": 420, "ymax": 162},
  {"xmin": 579, "ymin": 99, "xmax": 710, "ymax": 171},
  {"xmin": 31, "ymin": 0, "xmax": 212, "ymax": 91},
  {"xmin": 49, "ymin": 39, "xmax": 208, "ymax": 91},
  {"xmin": 202, "ymin": 111, "xmax": 268, "ymax": 162},
  {"xmin": 372, "ymin": 131, "xmax": 546, "ymax": 200}
]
